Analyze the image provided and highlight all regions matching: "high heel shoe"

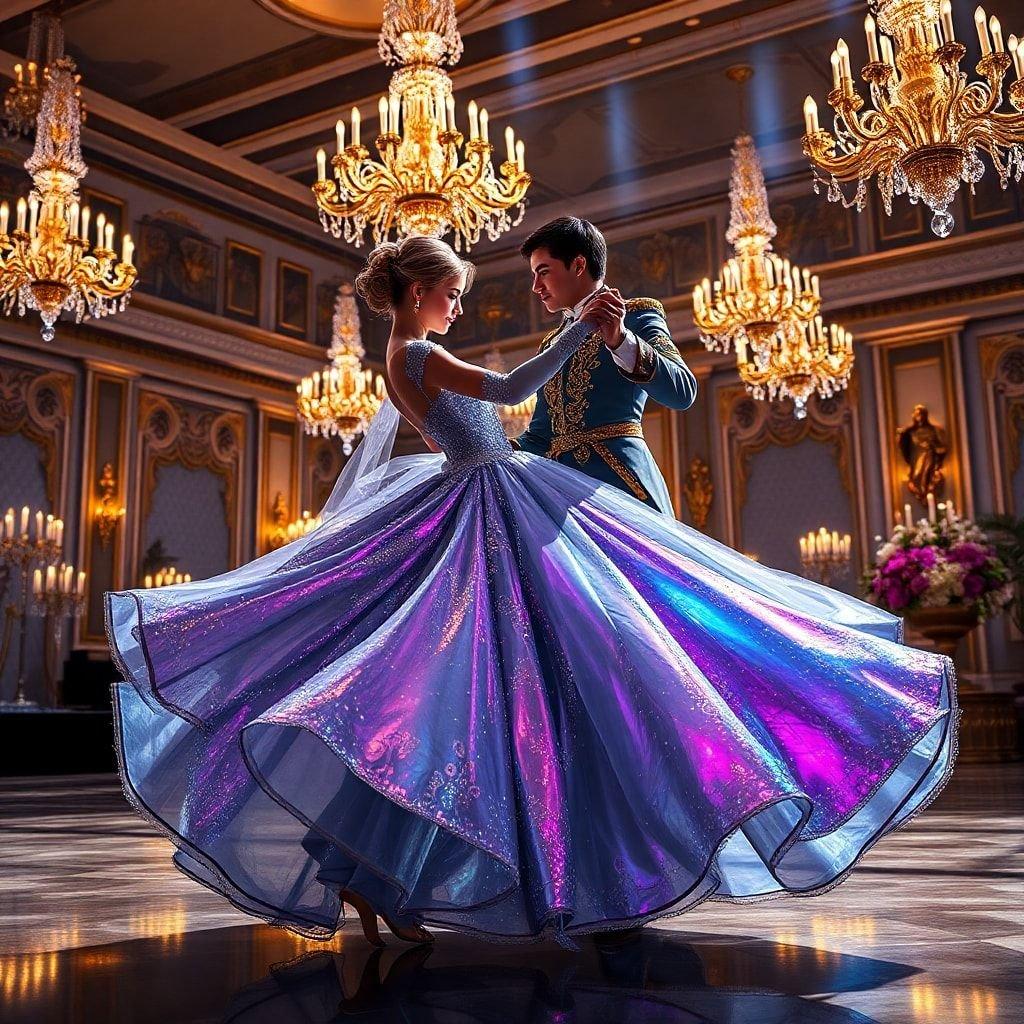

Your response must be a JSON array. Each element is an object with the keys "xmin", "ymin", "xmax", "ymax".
[
  {"xmin": 338, "ymin": 889, "xmax": 434, "ymax": 945},
  {"xmin": 339, "ymin": 889, "xmax": 385, "ymax": 947}
]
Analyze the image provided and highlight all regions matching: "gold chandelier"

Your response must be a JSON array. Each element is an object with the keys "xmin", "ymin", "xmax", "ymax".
[
  {"xmin": 733, "ymin": 316, "xmax": 855, "ymax": 418},
  {"xmin": 693, "ymin": 134, "xmax": 823, "ymax": 353},
  {"xmin": 483, "ymin": 348, "xmax": 536, "ymax": 437},
  {"xmin": 802, "ymin": 0, "xmax": 1024, "ymax": 238},
  {"xmin": 693, "ymin": 133, "xmax": 854, "ymax": 419},
  {"xmin": 312, "ymin": 0, "xmax": 531, "ymax": 251},
  {"xmin": 296, "ymin": 282, "xmax": 386, "ymax": 453},
  {"xmin": 0, "ymin": 58, "xmax": 136, "ymax": 342},
  {"xmin": 2, "ymin": 12, "xmax": 85, "ymax": 137}
]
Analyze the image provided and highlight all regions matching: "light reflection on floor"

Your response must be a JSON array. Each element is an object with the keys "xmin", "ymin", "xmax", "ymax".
[{"xmin": 0, "ymin": 764, "xmax": 1020, "ymax": 1023}]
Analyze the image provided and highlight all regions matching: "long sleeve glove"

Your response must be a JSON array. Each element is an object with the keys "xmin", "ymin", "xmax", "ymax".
[{"xmin": 480, "ymin": 319, "xmax": 592, "ymax": 406}]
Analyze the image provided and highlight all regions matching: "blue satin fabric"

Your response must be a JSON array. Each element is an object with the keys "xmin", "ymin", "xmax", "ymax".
[{"xmin": 108, "ymin": 451, "xmax": 956, "ymax": 943}]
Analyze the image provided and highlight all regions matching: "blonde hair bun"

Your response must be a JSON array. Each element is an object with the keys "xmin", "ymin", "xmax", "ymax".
[{"xmin": 355, "ymin": 235, "xmax": 475, "ymax": 316}]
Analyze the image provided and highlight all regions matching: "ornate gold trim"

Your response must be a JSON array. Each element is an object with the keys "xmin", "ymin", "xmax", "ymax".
[
  {"xmin": 546, "ymin": 421, "xmax": 645, "ymax": 459},
  {"xmin": 619, "ymin": 338, "xmax": 657, "ymax": 383},
  {"xmin": 137, "ymin": 392, "xmax": 245, "ymax": 544},
  {"xmin": 625, "ymin": 297, "xmax": 666, "ymax": 316},
  {"xmin": 721, "ymin": 381, "xmax": 861, "ymax": 555},
  {"xmin": 547, "ymin": 421, "xmax": 649, "ymax": 502},
  {"xmin": 979, "ymin": 333, "xmax": 1024, "ymax": 515},
  {"xmin": 0, "ymin": 358, "xmax": 74, "ymax": 508},
  {"xmin": 594, "ymin": 442, "xmax": 648, "ymax": 501}
]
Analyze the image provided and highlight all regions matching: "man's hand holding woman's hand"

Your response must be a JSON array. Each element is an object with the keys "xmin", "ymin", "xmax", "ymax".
[{"xmin": 579, "ymin": 287, "xmax": 628, "ymax": 350}]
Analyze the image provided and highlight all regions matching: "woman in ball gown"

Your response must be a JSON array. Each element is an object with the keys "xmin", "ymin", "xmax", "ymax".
[{"xmin": 107, "ymin": 235, "xmax": 956, "ymax": 949}]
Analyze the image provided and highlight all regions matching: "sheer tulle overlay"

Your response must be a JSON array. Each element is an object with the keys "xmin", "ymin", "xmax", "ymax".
[{"xmin": 108, "ymin": 450, "xmax": 956, "ymax": 944}]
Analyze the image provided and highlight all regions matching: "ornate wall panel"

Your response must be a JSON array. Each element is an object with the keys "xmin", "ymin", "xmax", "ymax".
[
  {"xmin": 980, "ymin": 334, "xmax": 1024, "ymax": 516},
  {"xmin": 134, "ymin": 391, "xmax": 247, "ymax": 586},
  {"xmin": 718, "ymin": 384, "xmax": 866, "ymax": 588},
  {"xmin": 641, "ymin": 404, "xmax": 680, "ymax": 517},
  {"xmin": 77, "ymin": 371, "xmax": 131, "ymax": 646},
  {"xmin": 0, "ymin": 355, "xmax": 75, "ymax": 701},
  {"xmin": 0, "ymin": 358, "xmax": 74, "ymax": 511},
  {"xmin": 258, "ymin": 410, "xmax": 301, "ymax": 555},
  {"xmin": 304, "ymin": 433, "xmax": 344, "ymax": 516}
]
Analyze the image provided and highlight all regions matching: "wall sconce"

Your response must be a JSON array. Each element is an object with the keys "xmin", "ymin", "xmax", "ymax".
[{"xmin": 94, "ymin": 462, "xmax": 126, "ymax": 550}]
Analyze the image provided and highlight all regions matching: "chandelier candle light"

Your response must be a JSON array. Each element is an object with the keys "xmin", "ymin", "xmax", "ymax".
[
  {"xmin": 693, "ymin": 133, "xmax": 855, "ymax": 419},
  {"xmin": 297, "ymin": 283, "xmax": 385, "ymax": 453},
  {"xmin": 0, "ymin": 58, "xmax": 136, "ymax": 341},
  {"xmin": 312, "ymin": 0, "xmax": 531, "ymax": 250},
  {"xmin": 2, "ymin": 11, "xmax": 82, "ymax": 137},
  {"xmin": 802, "ymin": 0, "xmax": 1024, "ymax": 238}
]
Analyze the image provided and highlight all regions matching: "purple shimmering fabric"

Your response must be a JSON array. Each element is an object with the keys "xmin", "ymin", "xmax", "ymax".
[{"xmin": 107, "ymin": 349, "xmax": 956, "ymax": 944}]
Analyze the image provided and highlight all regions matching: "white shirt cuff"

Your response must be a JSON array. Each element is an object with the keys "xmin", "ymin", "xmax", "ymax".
[{"xmin": 609, "ymin": 329, "xmax": 640, "ymax": 373}]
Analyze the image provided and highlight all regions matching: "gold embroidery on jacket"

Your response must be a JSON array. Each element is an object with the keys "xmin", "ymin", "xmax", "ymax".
[
  {"xmin": 625, "ymin": 297, "xmax": 666, "ymax": 316},
  {"xmin": 542, "ymin": 327, "xmax": 601, "ymax": 439}
]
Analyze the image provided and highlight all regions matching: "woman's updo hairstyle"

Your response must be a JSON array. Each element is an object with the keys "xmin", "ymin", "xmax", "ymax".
[{"xmin": 355, "ymin": 235, "xmax": 476, "ymax": 316}]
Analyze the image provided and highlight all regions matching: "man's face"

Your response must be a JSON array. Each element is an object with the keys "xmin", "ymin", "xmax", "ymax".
[{"xmin": 529, "ymin": 247, "xmax": 587, "ymax": 314}]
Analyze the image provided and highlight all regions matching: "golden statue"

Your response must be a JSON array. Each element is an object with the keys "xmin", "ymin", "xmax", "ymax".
[
  {"xmin": 683, "ymin": 456, "xmax": 713, "ymax": 531},
  {"xmin": 897, "ymin": 404, "xmax": 948, "ymax": 501}
]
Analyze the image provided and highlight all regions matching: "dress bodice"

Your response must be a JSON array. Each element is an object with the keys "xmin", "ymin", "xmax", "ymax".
[{"xmin": 405, "ymin": 340, "xmax": 514, "ymax": 471}]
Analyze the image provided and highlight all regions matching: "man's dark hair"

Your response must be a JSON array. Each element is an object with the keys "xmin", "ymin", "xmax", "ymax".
[{"xmin": 519, "ymin": 216, "xmax": 607, "ymax": 280}]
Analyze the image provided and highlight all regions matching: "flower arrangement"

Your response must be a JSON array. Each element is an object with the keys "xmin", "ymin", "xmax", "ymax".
[{"xmin": 865, "ymin": 500, "xmax": 1014, "ymax": 621}]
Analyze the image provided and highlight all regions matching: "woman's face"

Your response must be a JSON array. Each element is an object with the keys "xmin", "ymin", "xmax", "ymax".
[{"xmin": 414, "ymin": 272, "xmax": 466, "ymax": 336}]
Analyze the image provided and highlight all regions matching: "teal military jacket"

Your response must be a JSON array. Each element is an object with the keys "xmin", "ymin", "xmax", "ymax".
[{"xmin": 517, "ymin": 297, "xmax": 698, "ymax": 514}]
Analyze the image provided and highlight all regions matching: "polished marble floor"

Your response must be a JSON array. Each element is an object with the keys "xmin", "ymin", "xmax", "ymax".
[{"xmin": 0, "ymin": 764, "xmax": 1021, "ymax": 1023}]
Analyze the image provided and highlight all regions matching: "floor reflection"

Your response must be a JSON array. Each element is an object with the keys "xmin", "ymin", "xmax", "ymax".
[{"xmin": 1, "ymin": 925, "xmax": 914, "ymax": 1023}]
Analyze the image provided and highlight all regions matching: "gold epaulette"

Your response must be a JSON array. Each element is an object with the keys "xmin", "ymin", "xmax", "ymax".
[{"xmin": 625, "ymin": 297, "xmax": 666, "ymax": 317}]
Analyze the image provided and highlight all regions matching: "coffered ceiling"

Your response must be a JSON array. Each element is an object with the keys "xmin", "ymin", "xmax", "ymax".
[{"xmin": 2, "ymin": 0, "xmax": 1021, "ymax": 264}]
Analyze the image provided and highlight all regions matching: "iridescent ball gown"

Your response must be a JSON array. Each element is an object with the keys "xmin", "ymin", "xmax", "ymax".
[{"xmin": 108, "ymin": 339, "xmax": 957, "ymax": 946}]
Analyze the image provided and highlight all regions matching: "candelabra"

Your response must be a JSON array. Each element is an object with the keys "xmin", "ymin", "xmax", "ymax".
[
  {"xmin": 694, "ymin": 132, "xmax": 855, "ymax": 419},
  {"xmin": 312, "ymin": 0, "xmax": 532, "ymax": 250},
  {"xmin": 0, "ymin": 58, "xmax": 136, "ymax": 341},
  {"xmin": 31, "ymin": 562, "xmax": 85, "ymax": 707},
  {"xmin": 799, "ymin": 526, "xmax": 853, "ymax": 585},
  {"xmin": 0, "ymin": 506, "xmax": 80, "ymax": 706},
  {"xmin": 483, "ymin": 349, "xmax": 536, "ymax": 437},
  {"xmin": 270, "ymin": 509, "xmax": 322, "ymax": 550},
  {"xmin": 297, "ymin": 283, "xmax": 385, "ymax": 453},
  {"xmin": 142, "ymin": 566, "xmax": 192, "ymax": 589},
  {"xmin": 802, "ymin": 0, "xmax": 1024, "ymax": 238}
]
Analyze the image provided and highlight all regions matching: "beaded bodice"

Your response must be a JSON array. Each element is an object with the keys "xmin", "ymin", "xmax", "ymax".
[{"xmin": 405, "ymin": 341, "xmax": 514, "ymax": 471}]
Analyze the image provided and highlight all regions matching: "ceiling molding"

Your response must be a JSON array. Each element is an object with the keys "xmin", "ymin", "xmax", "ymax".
[
  {"xmin": 225, "ymin": 0, "xmax": 762, "ymax": 158},
  {"xmin": 168, "ymin": 0, "xmax": 572, "ymax": 131},
  {"xmin": 0, "ymin": 48, "xmax": 349, "ymax": 252},
  {"xmin": 251, "ymin": 0, "xmax": 855, "ymax": 175}
]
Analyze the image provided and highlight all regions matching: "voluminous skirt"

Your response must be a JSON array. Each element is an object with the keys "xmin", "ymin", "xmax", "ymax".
[{"xmin": 107, "ymin": 451, "xmax": 956, "ymax": 943}]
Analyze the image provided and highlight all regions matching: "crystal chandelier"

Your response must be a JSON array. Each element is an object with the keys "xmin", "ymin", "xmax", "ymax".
[
  {"xmin": 312, "ymin": 0, "xmax": 531, "ymax": 251},
  {"xmin": 0, "ymin": 58, "xmax": 136, "ymax": 342},
  {"xmin": 802, "ymin": 0, "xmax": 1024, "ymax": 238},
  {"xmin": 732, "ymin": 315, "xmax": 855, "ymax": 419},
  {"xmin": 693, "ymin": 134, "xmax": 823, "ymax": 354},
  {"xmin": 483, "ymin": 348, "xmax": 536, "ymax": 437},
  {"xmin": 296, "ymin": 283, "xmax": 386, "ymax": 453},
  {"xmin": 2, "ymin": 12, "xmax": 85, "ymax": 137},
  {"xmin": 692, "ymin": 133, "xmax": 854, "ymax": 419}
]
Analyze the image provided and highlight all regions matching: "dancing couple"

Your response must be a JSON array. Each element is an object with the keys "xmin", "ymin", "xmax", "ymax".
[{"xmin": 107, "ymin": 217, "xmax": 956, "ymax": 948}]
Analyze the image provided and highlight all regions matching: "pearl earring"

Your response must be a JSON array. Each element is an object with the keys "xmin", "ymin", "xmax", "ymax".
[{"xmin": 415, "ymin": 299, "xmax": 421, "ymax": 311}]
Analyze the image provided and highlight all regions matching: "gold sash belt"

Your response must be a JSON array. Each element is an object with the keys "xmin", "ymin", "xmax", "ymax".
[{"xmin": 546, "ymin": 421, "xmax": 644, "ymax": 460}]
